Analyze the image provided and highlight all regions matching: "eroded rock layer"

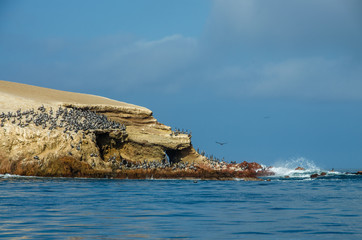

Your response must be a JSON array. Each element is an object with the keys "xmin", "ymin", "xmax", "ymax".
[{"xmin": 0, "ymin": 80, "xmax": 267, "ymax": 180}]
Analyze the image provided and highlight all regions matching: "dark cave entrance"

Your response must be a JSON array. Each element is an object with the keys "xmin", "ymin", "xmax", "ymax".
[
  {"xmin": 95, "ymin": 132, "xmax": 123, "ymax": 160},
  {"xmin": 95, "ymin": 133, "xmax": 109, "ymax": 160},
  {"xmin": 165, "ymin": 149, "xmax": 181, "ymax": 165}
]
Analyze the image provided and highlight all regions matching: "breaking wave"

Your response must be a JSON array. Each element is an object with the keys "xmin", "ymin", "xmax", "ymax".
[
  {"xmin": 265, "ymin": 157, "xmax": 358, "ymax": 180},
  {"xmin": 271, "ymin": 157, "xmax": 322, "ymax": 177},
  {"xmin": 0, "ymin": 173, "xmax": 22, "ymax": 179},
  {"xmin": 0, "ymin": 173, "xmax": 39, "ymax": 179}
]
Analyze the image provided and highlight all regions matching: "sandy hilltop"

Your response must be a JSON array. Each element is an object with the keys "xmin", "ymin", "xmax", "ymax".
[{"xmin": 0, "ymin": 80, "xmax": 269, "ymax": 180}]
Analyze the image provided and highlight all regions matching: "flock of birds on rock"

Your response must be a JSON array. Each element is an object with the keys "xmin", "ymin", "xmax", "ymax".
[
  {"xmin": 197, "ymin": 148, "xmax": 225, "ymax": 162},
  {"xmin": 0, "ymin": 105, "xmax": 126, "ymax": 133},
  {"xmin": 104, "ymin": 154, "xmax": 198, "ymax": 170},
  {"xmin": 209, "ymin": 159, "xmax": 228, "ymax": 169},
  {"xmin": 195, "ymin": 148, "xmax": 233, "ymax": 169},
  {"xmin": 171, "ymin": 127, "xmax": 192, "ymax": 137},
  {"xmin": 0, "ymin": 105, "xmax": 228, "ymax": 171},
  {"xmin": 0, "ymin": 105, "xmax": 202, "ymax": 171},
  {"xmin": 114, "ymin": 159, "xmax": 198, "ymax": 171}
]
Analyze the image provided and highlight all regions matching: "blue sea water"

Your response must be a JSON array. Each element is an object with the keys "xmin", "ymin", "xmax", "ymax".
[{"xmin": 0, "ymin": 168, "xmax": 361, "ymax": 239}]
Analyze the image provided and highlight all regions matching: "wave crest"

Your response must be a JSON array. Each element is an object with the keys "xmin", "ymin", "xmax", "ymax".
[{"xmin": 269, "ymin": 157, "xmax": 328, "ymax": 178}]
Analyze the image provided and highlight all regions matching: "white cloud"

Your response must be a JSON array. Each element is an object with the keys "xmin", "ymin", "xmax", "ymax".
[
  {"xmin": 88, "ymin": 34, "xmax": 198, "ymax": 91},
  {"xmin": 10, "ymin": 34, "xmax": 198, "ymax": 94},
  {"xmin": 0, "ymin": 33, "xmax": 198, "ymax": 95}
]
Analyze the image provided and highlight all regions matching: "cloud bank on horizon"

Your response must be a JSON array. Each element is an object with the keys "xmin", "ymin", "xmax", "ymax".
[{"xmin": 1, "ymin": 0, "xmax": 361, "ymax": 102}]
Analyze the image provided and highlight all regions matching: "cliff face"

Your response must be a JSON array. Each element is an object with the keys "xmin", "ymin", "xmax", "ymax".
[{"xmin": 0, "ymin": 80, "xmax": 207, "ymax": 177}]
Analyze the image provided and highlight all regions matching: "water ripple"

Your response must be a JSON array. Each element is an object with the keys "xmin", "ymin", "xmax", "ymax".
[{"xmin": 0, "ymin": 178, "xmax": 361, "ymax": 239}]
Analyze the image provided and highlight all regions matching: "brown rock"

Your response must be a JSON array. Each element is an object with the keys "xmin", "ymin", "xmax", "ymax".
[
  {"xmin": 356, "ymin": 171, "xmax": 362, "ymax": 175},
  {"xmin": 310, "ymin": 173, "xmax": 319, "ymax": 178},
  {"xmin": 295, "ymin": 167, "xmax": 305, "ymax": 170},
  {"xmin": 320, "ymin": 172, "xmax": 327, "ymax": 176},
  {"xmin": 0, "ymin": 80, "xmax": 265, "ymax": 180},
  {"xmin": 0, "ymin": 80, "xmax": 204, "ymax": 177},
  {"xmin": 239, "ymin": 161, "xmax": 262, "ymax": 171}
]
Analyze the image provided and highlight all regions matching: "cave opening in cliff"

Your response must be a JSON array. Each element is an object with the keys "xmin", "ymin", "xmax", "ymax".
[
  {"xmin": 165, "ymin": 149, "xmax": 180, "ymax": 164},
  {"xmin": 95, "ymin": 132, "xmax": 123, "ymax": 161},
  {"xmin": 95, "ymin": 133, "xmax": 108, "ymax": 160}
]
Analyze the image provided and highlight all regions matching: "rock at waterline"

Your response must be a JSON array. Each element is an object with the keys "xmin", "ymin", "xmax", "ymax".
[
  {"xmin": 0, "ymin": 80, "xmax": 203, "ymax": 177},
  {"xmin": 295, "ymin": 167, "xmax": 305, "ymax": 171},
  {"xmin": 0, "ymin": 80, "xmax": 267, "ymax": 180}
]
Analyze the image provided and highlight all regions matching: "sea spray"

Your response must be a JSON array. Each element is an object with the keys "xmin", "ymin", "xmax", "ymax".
[
  {"xmin": 269, "ymin": 157, "xmax": 322, "ymax": 178},
  {"xmin": 262, "ymin": 157, "xmax": 357, "ymax": 180},
  {"xmin": 0, "ymin": 173, "xmax": 23, "ymax": 179}
]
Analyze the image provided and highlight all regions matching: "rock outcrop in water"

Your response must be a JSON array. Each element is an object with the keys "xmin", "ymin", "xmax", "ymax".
[{"xmin": 0, "ymin": 80, "xmax": 269, "ymax": 180}]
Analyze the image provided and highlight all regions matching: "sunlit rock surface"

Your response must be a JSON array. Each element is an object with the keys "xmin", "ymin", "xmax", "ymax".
[{"xmin": 0, "ymin": 80, "xmax": 265, "ymax": 180}]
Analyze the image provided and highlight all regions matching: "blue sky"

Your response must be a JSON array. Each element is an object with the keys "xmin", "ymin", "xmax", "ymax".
[{"xmin": 1, "ymin": 0, "xmax": 362, "ymax": 169}]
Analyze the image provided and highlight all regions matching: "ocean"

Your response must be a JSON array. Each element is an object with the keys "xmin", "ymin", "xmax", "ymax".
[{"xmin": 1, "ymin": 163, "xmax": 361, "ymax": 239}]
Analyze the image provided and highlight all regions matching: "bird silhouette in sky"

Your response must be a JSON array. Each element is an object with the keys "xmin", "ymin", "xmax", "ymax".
[{"xmin": 216, "ymin": 141, "xmax": 227, "ymax": 146}]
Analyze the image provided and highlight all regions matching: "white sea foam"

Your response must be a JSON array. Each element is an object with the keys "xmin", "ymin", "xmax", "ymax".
[
  {"xmin": 0, "ymin": 173, "xmax": 39, "ymax": 179},
  {"xmin": 0, "ymin": 173, "xmax": 22, "ymax": 178},
  {"xmin": 269, "ymin": 157, "xmax": 323, "ymax": 178}
]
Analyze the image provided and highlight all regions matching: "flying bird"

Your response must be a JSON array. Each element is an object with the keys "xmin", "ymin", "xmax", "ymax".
[{"xmin": 216, "ymin": 141, "xmax": 227, "ymax": 146}]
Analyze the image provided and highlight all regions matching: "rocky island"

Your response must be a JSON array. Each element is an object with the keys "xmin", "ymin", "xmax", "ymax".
[{"xmin": 0, "ymin": 80, "xmax": 270, "ymax": 180}]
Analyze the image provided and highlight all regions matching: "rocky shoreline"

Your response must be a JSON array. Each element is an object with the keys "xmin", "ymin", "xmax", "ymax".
[
  {"xmin": 2, "ymin": 156, "xmax": 270, "ymax": 180},
  {"xmin": 0, "ymin": 80, "xmax": 272, "ymax": 180}
]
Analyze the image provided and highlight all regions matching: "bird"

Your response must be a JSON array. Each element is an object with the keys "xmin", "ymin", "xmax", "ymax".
[{"xmin": 216, "ymin": 141, "xmax": 227, "ymax": 146}]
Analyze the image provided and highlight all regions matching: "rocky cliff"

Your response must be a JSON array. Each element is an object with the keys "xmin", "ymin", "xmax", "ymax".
[{"xmin": 0, "ymin": 80, "xmax": 267, "ymax": 179}]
